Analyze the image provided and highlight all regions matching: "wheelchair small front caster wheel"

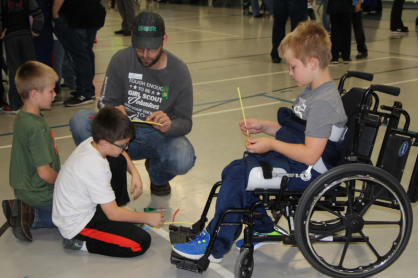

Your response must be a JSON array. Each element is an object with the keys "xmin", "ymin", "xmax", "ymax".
[{"xmin": 234, "ymin": 249, "xmax": 254, "ymax": 278}]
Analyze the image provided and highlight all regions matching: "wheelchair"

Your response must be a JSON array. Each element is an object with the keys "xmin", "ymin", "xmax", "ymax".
[{"xmin": 169, "ymin": 71, "xmax": 418, "ymax": 277}]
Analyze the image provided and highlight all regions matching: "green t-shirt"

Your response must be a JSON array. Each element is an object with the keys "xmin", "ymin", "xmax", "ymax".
[{"xmin": 9, "ymin": 110, "xmax": 61, "ymax": 207}]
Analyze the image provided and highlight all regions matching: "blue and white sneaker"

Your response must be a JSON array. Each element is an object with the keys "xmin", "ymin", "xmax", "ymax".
[
  {"xmin": 172, "ymin": 230, "xmax": 223, "ymax": 263},
  {"xmin": 236, "ymin": 230, "xmax": 280, "ymax": 250}
]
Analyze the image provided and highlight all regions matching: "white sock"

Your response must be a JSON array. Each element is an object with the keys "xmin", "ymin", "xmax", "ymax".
[{"xmin": 80, "ymin": 241, "xmax": 88, "ymax": 252}]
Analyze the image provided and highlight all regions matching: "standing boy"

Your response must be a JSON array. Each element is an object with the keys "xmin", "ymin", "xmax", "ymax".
[
  {"xmin": 2, "ymin": 61, "xmax": 59, "ymax": 242},
  {"xmin": 53, "ymin": 107, "xmax": 165, "ymax": 257},
  {"xmin": 172, "ymin": 22, "xmax": 347, "ymax": 262}
]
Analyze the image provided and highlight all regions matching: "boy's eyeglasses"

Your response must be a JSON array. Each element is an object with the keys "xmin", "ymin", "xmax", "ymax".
[{"xmin": 107, "ymin": 141, "xmax": 129, "ymax": 151}]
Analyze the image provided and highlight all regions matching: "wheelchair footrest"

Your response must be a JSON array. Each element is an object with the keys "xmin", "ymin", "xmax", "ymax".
[
  {"xmin": 169, "ymin": 225, "xmax": 196, "ymax": 244},
  {"xmin": 170, "ymin": 250, "xmax": 210, "ymax": 274}
]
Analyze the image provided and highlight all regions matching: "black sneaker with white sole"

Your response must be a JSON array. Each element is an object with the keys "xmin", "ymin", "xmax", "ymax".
[
  {"xmin": 391, "ymin": 27, "xmax": 408, "ymax": 34},
  {"xmin": 64, "ymin": 95, "xmax": 94, "ymax": 107}
]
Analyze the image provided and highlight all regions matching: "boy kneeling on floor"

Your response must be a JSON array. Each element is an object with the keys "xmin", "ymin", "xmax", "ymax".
[
  {"xmin": 172, "ymin": 21, "xmax": 347, "ymax": 263},
  {"xmin": 53, "ymin": 107, "xmax": 165, "ymax": 257},
  {"xmin": 3, "ymin": 61, "xmax": 59, "ymax": 242}
]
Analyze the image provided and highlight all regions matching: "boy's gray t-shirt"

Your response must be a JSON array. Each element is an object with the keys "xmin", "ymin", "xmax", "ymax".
[
  {"xmin": 98, "ymin": 47, "xmax": 193, "ymax": 137},
  {"xmin": 293, "ymin": 81, "xmax": 347, "ymax": 138}
]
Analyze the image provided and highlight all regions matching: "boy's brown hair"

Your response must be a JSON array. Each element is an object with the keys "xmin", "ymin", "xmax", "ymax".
[
  {"xmin": 15, "ymin": 61, "xmax": 58, "ymax": 100},
  {"xmin": 278, "ymin": 22, "xmax": 331, "ymax": 69},
  {"xmin": 92, "ymin": 107, "xmax": 136, "ymax": 143}
]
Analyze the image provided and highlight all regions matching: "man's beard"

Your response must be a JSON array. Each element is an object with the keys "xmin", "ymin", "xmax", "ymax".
[{"xmin": 137, "ymin": 48, "xmax": 163, "ymax": 68}]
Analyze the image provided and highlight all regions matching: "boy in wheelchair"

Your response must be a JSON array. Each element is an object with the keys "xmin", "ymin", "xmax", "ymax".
[{"xmin": 172, "ymin": 22, "xmax": 348, "ymax": 263}]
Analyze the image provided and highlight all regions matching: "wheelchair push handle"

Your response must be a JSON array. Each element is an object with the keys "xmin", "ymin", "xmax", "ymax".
[
  {"xmin": 338, "ymin": 71, "xmax": 374, "ymax": 94},
  {"xmin": 371, "ymin": 85, "xmax": 400, "ymax": 96},
  {"xmin": 346, "ymin": 71, "xmax": 374, "ymax": 81}
]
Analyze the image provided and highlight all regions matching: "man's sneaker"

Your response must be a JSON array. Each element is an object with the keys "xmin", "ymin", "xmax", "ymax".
[
  {"xmin": 63, "ymin": 238, "xmax": 84, "ymax": 250},
  {"xmin": 391, "ymin": 27, "xmax": 408, "ymax": 34},
  {"xmin": 2, "ymin": 199, "xmax": 16, "ymax": 227},
  {"xmin": 272, "ymin": 57, "xmax": 281, "ymax": 64},
  {"xmin": 3, "ymin": 105, "xmax": 21, "ymax": 114},
  {"xmin": 145, "ymin": 159, "xmax": 171, "ymax": 195},
  {"xmin": 70, "ymin": 91, "xmax": 95, "ymax": 100},
  {"xmin": 114, "ymin": 29, "xmax": 125, "ymax": 35},
  {"xmin": 355, "ymin": 52, "xmax": 368, "ymax": 59},
  {"xmin": 172, "ymin": 230, "xmax": 223, "ymax": 263},
  {"xmin": 235, "ymin": 231, "xmax": 280, "ymax": 251},
  {"xmin": 64, "ymin": 95, "xmax": 93, "ymax": 107},
  {"xmin": 343, "ymin": 58, "xmax": 352, "ymax": 64},
  {"xmin": 12, "ymin": 200, "xmax": 34, "ymax": 242},
  {"xmin": 330, "ymin": 59, "xmax": 339, "ymax": 65}
]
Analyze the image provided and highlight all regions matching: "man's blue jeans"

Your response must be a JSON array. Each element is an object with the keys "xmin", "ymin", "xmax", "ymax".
[
  {"xmin": 206, "ymin": 159, "xmax": 275, "ymax": 259},
  {"xmin": 32, "ymin": 204, "xmax": 56, "ymax": 229},
  {"xmin": 69, "ymin": 110, "xmax": 196, "ymax": 186},
  {"xmin": 53, "ymin": 39, "xmax": 76, "ymax": 93},
  {"xmin": 52, "ymin": 15, "xmax": 98, "ymax": 99}
]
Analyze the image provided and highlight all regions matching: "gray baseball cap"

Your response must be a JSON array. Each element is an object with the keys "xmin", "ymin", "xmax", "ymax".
[{"xmin": 132, "ymin": 12, "xmax": 165, "ymax": 49}]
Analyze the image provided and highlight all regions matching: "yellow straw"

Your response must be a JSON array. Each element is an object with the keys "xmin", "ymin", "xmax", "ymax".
[
  {"xmin": 237, "ymin": 87, "xmax": 250, "ymax": 142},
  {"xmin": 131, "ymin": 120, "xmax": 163, "ymax": 126}
]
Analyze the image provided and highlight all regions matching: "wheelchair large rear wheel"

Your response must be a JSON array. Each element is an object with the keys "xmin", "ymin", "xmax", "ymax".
[{"xmin": 295, "ymin": 164, "xmax": 412, "ymax": 278}]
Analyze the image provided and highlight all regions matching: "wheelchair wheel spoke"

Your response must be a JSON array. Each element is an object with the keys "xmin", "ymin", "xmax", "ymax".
[
  {"xmin": 315, "ymin": 203, "xmax": 345, "ymax": 220},
  {"xmin": 364, "ymin": 220, "xmax": 401, "ymax": 225},
  {"xmin": 359, "ymin": 186, "xmax": 385, "ymax": 217},
  {"xmin": 345, "ymin": 181, "xmax": 355, "ymax": 214},
  {"xmin": 359, "ymin": 230, "xmax": 382, "ymax": 260},
  {"xmin": 338, "ymin": 232, "xmax": 352, "ymax": 268}
]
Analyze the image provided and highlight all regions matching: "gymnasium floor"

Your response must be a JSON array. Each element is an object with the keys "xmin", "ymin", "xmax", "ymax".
[{"xmin": 1, "ymin": 1, "xmax": 418, "ymax": 277}]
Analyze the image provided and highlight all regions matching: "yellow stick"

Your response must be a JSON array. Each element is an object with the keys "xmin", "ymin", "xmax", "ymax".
[
  {"xmin": 131, "ymin": 120, "xmax": 163, "ymax": 126},
  {"xmin": 237, "ymin": 88, "xmax": 250, "ymax": 143}
]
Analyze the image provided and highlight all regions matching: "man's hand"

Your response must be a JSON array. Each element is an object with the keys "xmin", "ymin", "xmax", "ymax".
[
  {"xmin": 245, "ymin": 137, "xmax": 274, "ymax": 153},
  {"xmin": 130, "ymin": 172, "xmax": 143, "ymax": 199},
  {"xmin": 146, "ymin": 111, "xmax": 171, "ymax": 133},
  {"xmin": 0, "ymin": 28, "xmax": 7, "ymax": 40},
  {"xmin": 31, "ymin": 30, "xmax": 40, "ymax": 38},
  {"xmin": 148, "ymin": 213, "xmax": 165, "ymax": 228},
  {"xmin": 354, "ymin": 1, "xmax": 362, "ymax": 12}
]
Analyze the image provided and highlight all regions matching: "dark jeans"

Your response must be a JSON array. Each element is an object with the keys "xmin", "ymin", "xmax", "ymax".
[
  {"xmin": 390, "ymin": 0, "xmax": 405, "ymax": 30},
  {"xmin": 52, "ymin": 15, "xmax": 99, "ymax": 99},
  {"xmin": 32, "ymin": 204, "xmax": 56, "ymax": 229},
  {"xmin": 206, "ymin": 158, "xmax": 275, "ymax": 258},
  {"xmin": 4, "ymin": 34, "xmax": 37, "ymax": 107},
  {"xmin": 271, "ymin": 0, "xmax": 307, "ymax": 60},
  {"xmin": 352, "ymin": 8, "xmax": 367, "ymax": 54},
  {"xmin": 330, "ymin": 12, "xmax": 352, "ymax": 61},
  {"xmin": 73, "ymin": 155, "xmax": 151, "ymax": 258}
]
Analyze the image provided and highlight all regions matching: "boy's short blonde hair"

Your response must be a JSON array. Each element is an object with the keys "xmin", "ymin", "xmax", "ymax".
[
  {"xmin": 15, "ymin": 61, "xmax": 58, "ymax": 100},
  {"xmin": 278, "ymin": 22, "xmax": 331, "ymax": 69}
]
